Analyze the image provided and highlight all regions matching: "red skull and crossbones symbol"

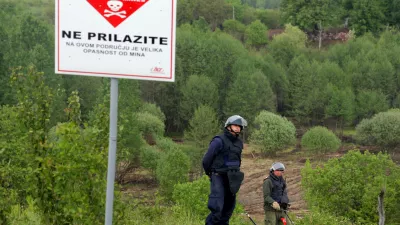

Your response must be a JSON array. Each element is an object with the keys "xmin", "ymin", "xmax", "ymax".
[{"xmin": 104, "ymin": 0, "xmax": 126, "ymax": 18}]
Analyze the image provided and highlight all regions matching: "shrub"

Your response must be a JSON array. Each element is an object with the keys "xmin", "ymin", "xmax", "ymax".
[
  {"xmin": 139, "ymin": 102, "xmax": 166, "ymax": 122},
  {"xmin": 355, "ymin": 110, "xmax": 400, "ymax": 148},
  {"xmin": 223, "ymin": 19, "xmax": 246, "ymax": 41},
  {"xmin": 250, "ymin": 111, "xmax": 296, "ymax": 154},
  {"xmin": 301, "ymin": 126, "xmax": 341, "ymax": 153},
  {"xmin": 156, "ymin": 148, "xmax": 191, "ymax": 200},
  {"xmin": 140, "ymin": 145, "xmax": 160, "ymax": 173},
  {"xmin": 301, "ymin": 150, "xmax": 400, "ymax": 224},
  {"xmin": 136, "ymin": 112, "xmax": 165, "ymax": 138},
  {"xmin": 172, "ymin": 175, "xmax": 210, "ymax": 218}
]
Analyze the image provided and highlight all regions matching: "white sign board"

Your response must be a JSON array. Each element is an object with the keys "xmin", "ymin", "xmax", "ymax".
[{"xmin": 55, "ymin": 0, "xmax": 176, "ymax": 81}]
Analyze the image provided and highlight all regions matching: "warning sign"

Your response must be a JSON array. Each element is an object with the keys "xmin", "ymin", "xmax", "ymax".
[
  {"xmin": 87, "ymin": 0, "xmax": 150, "ymax": 28},
  {"xmin": 55, "ymin": 0, "xmax": 176, "ymax": 81}
]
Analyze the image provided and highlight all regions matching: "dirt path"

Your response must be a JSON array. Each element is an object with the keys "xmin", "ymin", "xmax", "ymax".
[{"xmin": 237, "ymin": 149, "xmax": 308, "ymax": 224}]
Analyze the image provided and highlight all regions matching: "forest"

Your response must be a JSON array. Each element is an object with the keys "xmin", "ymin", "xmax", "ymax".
[{"xmin": 1, "ymin": 0, "xmax": 400, "ymax": 224}]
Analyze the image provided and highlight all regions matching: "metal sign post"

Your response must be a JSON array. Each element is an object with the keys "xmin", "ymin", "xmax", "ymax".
[
  {"xmin": 105, "ymin": 78, "xmax": 118, "ymax": 225},
  {"xmin": 55, "ymin": 0, "xmax": 176, "ymax": 224}
]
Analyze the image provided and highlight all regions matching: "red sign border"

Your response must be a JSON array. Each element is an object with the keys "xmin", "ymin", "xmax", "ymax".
[{"xmin": 56, "ymin": 0, "xmax": 175, "ymax": 80}]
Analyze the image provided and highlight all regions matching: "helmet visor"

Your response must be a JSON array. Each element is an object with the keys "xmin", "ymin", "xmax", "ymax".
[{"xmin": 225, "ymin": 115, "xmax": 248, "ymax": 127}]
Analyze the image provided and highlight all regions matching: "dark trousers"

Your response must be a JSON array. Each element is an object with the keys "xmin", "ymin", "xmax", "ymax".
[{"xmin": 205, "ymin": 173, "xmax": 236, "ymax": 225}]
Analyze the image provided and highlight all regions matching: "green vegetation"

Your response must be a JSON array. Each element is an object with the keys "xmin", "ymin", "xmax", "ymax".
[
  {"xmin": 2, "ymin": 0, "xmax": 400, "ymax": 224},
  {"xmin": 302, "ymin": 151, "xmax": 400, "ymax": 224},
  {"xmin": 301, "ymin": 126, "xmax": 341, "ymax": 153},
  {"xmin": 250, "ymin": 111, "xmax": 296, "ymax": 154}
]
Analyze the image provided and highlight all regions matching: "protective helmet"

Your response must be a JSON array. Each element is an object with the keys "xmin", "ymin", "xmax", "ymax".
[
  {"xmin": 270, "ymin": 162, "xmax": 285, "ymax": 172},
  {"xmin": 224, "ymin": 115, "xmax": 248, "ymax": 129}
]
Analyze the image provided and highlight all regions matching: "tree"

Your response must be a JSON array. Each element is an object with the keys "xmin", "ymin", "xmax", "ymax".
[
  {"xmin": 347, "ymin": 49, "xmax": 396, "ymax": 102},
  {"xmin": 184, "ymin": 105, "xmax": 220, "ymax": 176},
  {"xmin": 172, "ymin": 25, "xmax": 249, "ymax": 128},
  {"xmin": 287, "ymin": 56, "xmax": 328, "ymax": 124},
  {"xmin": 194, "ymin": 0, "xmax": 231, "ymax": 30},
  {"xmin": 346, "ymin": 0, "xmax": 387, "ymax": 35},
  {"xmin": 256, "ymin": 9, "xmax": 282, "ymax": 29},
  {"xmin": 139, "ymin": 102, "xmax": 166, "ymax": 123},
  {"xmin": 224, "ymin": 70, "xmax": 276, "ymax": 125},
  {"xmin": 223, "ymin": 19, "xmax": 246, "ymax": 41},
  {"xmin": 250, "ymin": 111, "xmax": 296, "ymax": 155},
  {"xmin": 240, "ymin": 4, "xmax": 258, "ymax": 25},
  {"xmin": 257, "ymin": 54, "xmax": 288, "ymax": 112},
  {"xmin": 192, "ymin": 17, "xmax": 210, "ymax": 32},
  {"xmin": 355, "ymin": 90, "xmax": 389, "ymax": 121},
  {"xmin": 264, "ymin": 0, "xmax": 282, "ymax": 9},
  {"xmin": 0, "ymin": 25, "xmax": 12, "ymax": 105},
  {"xmin": 19, "ymin": 15, "xmax": 51, "ymax": 52},
  {"xmin": 180, "ymin": 75, "xmax": 218, "ymax": 123},
  {"xmin": 318, "ymin": 61, "xmax": 350, "ymax": 88},
  {"xmin": 386, "ymin": 0, "xmax": 400, "ymax": 27},
  {"xmin": 281, "ymin": 0, "xmax": 343, "ymax": 30},
  {"xmin": 4, "ymin": 66, "xmax": 114, "ymax": 224},
  {"xmin": 325, "ymin": 84, "xmax": 355, "ymax": 133},
  {"xmin": 269, "ymin": 24, "xmax": 307, "ymax": 67},
  {"xmin": 244, "ymin": 20, "xmax": 268, "ymax": 48},
  {"xmin": 185, "ymin": 105, "xmax": 220, "ymax": 149},
  {"xmin": 63, "ymin": 76, "xmax": 104, "ymax": 121},
  {"xmin": 177, "ymin": 0, "xmax": 197, "ymax": 25}
]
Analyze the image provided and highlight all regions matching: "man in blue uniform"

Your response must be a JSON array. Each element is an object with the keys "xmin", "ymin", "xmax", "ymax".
[{"xmin": 203, "ymin": 115, "xmax": 247, "ymax": 225}]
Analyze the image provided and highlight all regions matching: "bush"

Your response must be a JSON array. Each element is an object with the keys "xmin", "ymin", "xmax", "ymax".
[
  {"xmin": 136, "ymin": 112, "xmax": 165, "ymax": 138},
  {"xmin": 140, "ymin": 145, "xmax": 160, "ymax": 173},
  {"xmin": 223, "ymin": 19, "xmax": 246, "ymax": 41},
  {"xmin": 172, "ymin": 175, "xmax": 210, "ymax": 218},
  {"xmin": 250, "ymin": 111, "xmax": 296, "ymax": 154},
  {"xmin": 256, "ymin": 9, "xmax": 282, "ymax": 29},
  {"xmin": 139, "ymin": 102, "xmax": 166, "ymax": 123},
  {"xmin": 355, "ymin": 110, "xmax": 400, "ymax": 148},
  {"xmin": 269, "ymin": 24, "xmax": 307, "ymax": 67},
  {"xmin": 301, "ymin": 150, "xmax": 400, "ymax": 224},
  {"xmin": 156, "ymin": 148, "xmax": 191, "ymax": 200},
  {"xmin": 244, "ymin": 20, "xmax": 268, "ymax": 48},
  {"xmin": 301, "ymin": 126, "xmax": 341, "ymax": 153}
]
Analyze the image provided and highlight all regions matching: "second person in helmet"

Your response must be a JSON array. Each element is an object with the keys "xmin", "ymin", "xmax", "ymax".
[
  {"xmin": 202, "ymin": 115, "xmax": 247, "ymax": 225},
  {"xmin": 263, "ymin": 162, "xmax": 290, "ymax": 225}
]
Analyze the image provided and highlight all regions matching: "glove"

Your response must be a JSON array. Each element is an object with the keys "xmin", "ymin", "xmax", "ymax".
[
  {"xmin": 281, "ymin": 203, "xmax": 289, "ymax": 210},
  {"xmin": 272, "ymin": 202, "xmax": 280, "ymax": 210}
]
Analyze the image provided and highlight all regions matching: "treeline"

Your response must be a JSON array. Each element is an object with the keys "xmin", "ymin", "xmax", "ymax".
[
  {"xmin": 2, "ymin": 0, "xmax": 400, "ymax": 135},
  {"xmin": 281, "ymin": 0, "xmax": 400, "ymax": 35}
]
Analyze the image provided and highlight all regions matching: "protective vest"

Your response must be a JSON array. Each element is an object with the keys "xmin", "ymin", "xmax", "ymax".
[
  {"xmin": 210, "ymin": 132, "xmax": 243, "ymax": 172},
  {"xmin": 269, "ymin": 174, "xmax": 286, "ymax": 203}
]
